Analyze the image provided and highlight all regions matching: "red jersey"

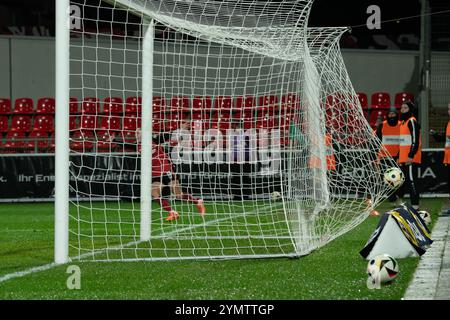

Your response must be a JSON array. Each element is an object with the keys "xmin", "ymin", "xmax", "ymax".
[{"xmin": 151, "ymin": 143, "xmax": 172, "ymax": 177}]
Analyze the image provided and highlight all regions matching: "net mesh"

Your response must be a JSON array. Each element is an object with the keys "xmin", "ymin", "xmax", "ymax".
[{"xmin": 67, "ymin": 0, "xmax": 399, "ymax": 261}]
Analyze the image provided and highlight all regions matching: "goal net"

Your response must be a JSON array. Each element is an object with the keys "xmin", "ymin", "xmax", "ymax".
[{"xmin": 61, "ymin": 0, "xmax": 399, "ymax": 261}]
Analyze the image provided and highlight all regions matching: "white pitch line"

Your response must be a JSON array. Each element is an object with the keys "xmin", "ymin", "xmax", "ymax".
[{"xmin": 0, "ymin": 262, "xmax": 59, "ymax": 284}]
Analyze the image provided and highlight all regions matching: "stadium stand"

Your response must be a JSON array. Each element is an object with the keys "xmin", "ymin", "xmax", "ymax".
[{"xmin": 0, "ymin": 92, "xmax": 416, "ymax": 153}]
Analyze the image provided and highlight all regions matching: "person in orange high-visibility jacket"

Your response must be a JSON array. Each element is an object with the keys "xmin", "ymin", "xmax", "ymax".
[
  {"xmin": 430, "ymin": 102, "xmax": 450, "ymax": 215},
  {"xmin": 376, "ymin": 107, "xmax": 401, "ymax": 203},
  {"xmin": 376, "ymin": 107, "xmax": 401, "ymax": 160},
  {"xmin": 398, "ymin": 101, "xmax": 421, "ymax": 210}
]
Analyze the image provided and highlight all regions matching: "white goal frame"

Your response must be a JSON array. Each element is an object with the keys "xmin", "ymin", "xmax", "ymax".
[{"xmin": 54, "ymin": 0, "xmax": 399, "ymax": 264}]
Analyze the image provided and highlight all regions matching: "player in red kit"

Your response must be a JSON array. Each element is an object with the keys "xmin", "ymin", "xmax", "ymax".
[
  {"xmin": 151, "ymin": 142, "xmax": 180, "ymax": 221},
  {"xmin": 137, "ymin": 128, "xmax": 206, "ymax": 221}
]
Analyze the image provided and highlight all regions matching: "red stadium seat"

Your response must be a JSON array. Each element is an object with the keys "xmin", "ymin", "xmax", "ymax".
[
  {"xmin": 255, "ymin": 116, "xmax": 276, "ymax": 130},
  {"xmin": 33, "ymin": 115, "xmax": 55, "ymax": 132},
  {"xmin": 125, "ymin": 96, "xmax": 142, "ymax": 115},
  {"xmin": 153, "ymin": 96, "xmax": 166, "ymax": 113},
  {"xmin": 394, "ymin": 92, "xmax": 414, "ymax": 107},
  {"xmin": 119, "ymin": 130, "xmax": 137, "ymax": 144},
  {"xmin": 325, "ymin": 94, "xmax": 347, "ymax": 109},
  {"xmin": 70, "ymin": 130, "xmax": 94, "ymax": 152},
  {"xmin": 99, "ymin": 115, "xmax": 122, "ymax": 131},
  {"xmin": 212, "ymin": 110, "xmax": 231, "ymax": 121},
  {"xmin": 0, "ymin": 116, "xmax": 9, "ymax": 134},
  {"xmin": 356, "ymin": 92, "xmax": 368, "ymax": 109},
  {"xmin": 117, "ymin": 131, "xmax": 137, "ymax": 152},
  {"xmin": 10, "ymin": 116, "xmax": 32, "ymax": 132},
  {"xmin": 79, "ymin": 114, "xmax": 98, "ymax": 130},
  {"xmin": 26, "ymin": 131, "xmax": 50, "ymax": 152},
  {"xmin": 1, "ymin": 131, "xmax": 26, "ymax": 153},
  {"xmin": 280, "ymin": 93, "xmax": 300, "ymax": 115},
  {"xmin": 210, "ymin": 120, "xmax": 231, "ymax": 132},
  {"xmin": 123, "ymin": 116, "xmax": 141, "ymax": 131},
  {"xmin": 168, "ymin": 111, "xmax": 187, "ymax": 121},
  {"xmin": 95, "ymin": 130, "xmax": 117, "ymax": 152},
  {"xmin": 259, "ymin": 95, "xmax": 278, "ymax": 107},
  {"xmin": 371, "ymin": 92, "xmax": 391, "ymax": 109},
  {"xmin": 36, "ymin": 98, "xmax": 55, "ymax": 114},
  {"xmin": 242, "ymin": 120, "xmax": 253, "ymax": 130},
  {"xmin": 235, "ymin": 95, "xmax": 256, "ymax": 112},
  {"xmin": 214, "ymin": 96, "xmax": 233, "ymax": 112},
  {"xmin": 103, "ymin": 97, "xmax": 123, "ymax": 114},
  {"xmin": 281, "ymin": 93, "xmax": 300, "ymax": 112},
  {"xmin": 164, "ymin": 121, "xmax": 179, "ymax": 132},
  {"xmin": 191, "ymin": 110, "xmax": 209, "ymax": 120},
  {"xmin": 152, "ymin": 119, "xmax": 164, "ymax": 132},
  {"xmin": 69, "ymin": 116, "xmax": 79, "ymax": 130},
  {"xmin": 70, "ymin": 97, "xmax": 80, "ymax": 114},
  {"xmin": 233, "ymin": 109, "xmax": 253, "ymax": 122},
  {"xmin": 13, "ymin": 98, "xmax": 34, "ymax": 114},
  {"xmin": 171, "ymin": 96, "xmax": 190, "ymax": 112},
  {"xmin": 81, "ymin": 97, "xmax": 100, "ymax": 114},
  {"xmin": 258, "ymin": 95, "xmax": 279, "ymax": 115},
  {"xmin": 151, "ymin": 96, "xmax": 167, "ymax": 120},
  {"xmin": 192, "ymin": 96, "xmax": 212, "ymax": 112},
  {"xmin": 0, "ymin": 98, "xmax": 11, "ymax": 115}
]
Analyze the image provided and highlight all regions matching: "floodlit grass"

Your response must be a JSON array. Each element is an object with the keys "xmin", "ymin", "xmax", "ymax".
[{"xmin": 0, "ymin": 198, "xmax": 444, "ymax": 300}]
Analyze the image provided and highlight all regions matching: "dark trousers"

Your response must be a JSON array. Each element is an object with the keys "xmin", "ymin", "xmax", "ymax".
[{"xmin": 398, "ymin": 163, "xmax": 420, "ymax": 207}]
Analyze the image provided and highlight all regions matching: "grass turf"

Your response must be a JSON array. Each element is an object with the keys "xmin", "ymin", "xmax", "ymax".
[{"xmin": 0, "ymin": 198, "xmax": 444, "ymax": 299}]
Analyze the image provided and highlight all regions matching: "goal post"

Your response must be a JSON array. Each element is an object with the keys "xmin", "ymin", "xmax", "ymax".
[
  {"xmin": 55, "ymin": 0, "xmax": 400, "ymax": 263},
  {"xmin": 54, "ymin": 0, "xmax": 70, "ymax": 264},
  {"xmin": 140, "ymin": 18, "xmax": 154, "ymax": 241}
]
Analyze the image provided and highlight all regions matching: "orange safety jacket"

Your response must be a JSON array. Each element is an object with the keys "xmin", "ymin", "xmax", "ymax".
[
  {"xmin": 445, "ymin": 121, "xmax": 450, "ymax": 164},
  {"xmin": 379, "ymin": 120, "xmax": 401, "ymax": 158},
  {"xmin": 399, "ymin": 117, "xmax": 422, "ymax": 164},
  {"xmin": 309, "ymin": 134, "xmax": 336, "ymax": 171}
]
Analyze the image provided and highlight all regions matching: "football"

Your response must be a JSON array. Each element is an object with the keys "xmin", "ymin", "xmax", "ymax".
[
  {"xmin": 271, "ymin": 191, "xmax": 281, "ymax": 201},
  {"xmin": 418, "ymin": 210, "xmax": 432, "ymax": 226},
  {"xmin": 383, "ymin": 167, "xmax": 405, "ymax": 189},
  {"xmin": 367, "ymin": 253, "xmax": 399, "ymax": 285}
]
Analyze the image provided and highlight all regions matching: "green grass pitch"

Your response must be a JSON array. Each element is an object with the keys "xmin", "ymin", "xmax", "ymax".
[{"xmin": 0, "ymin": 198, "xmax": 444, "ymax": 300}]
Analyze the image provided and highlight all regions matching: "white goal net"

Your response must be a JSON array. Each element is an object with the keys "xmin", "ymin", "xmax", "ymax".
[{"xmin": 62, "ymin": 0, "xmax": 399, "ymax": 261}]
